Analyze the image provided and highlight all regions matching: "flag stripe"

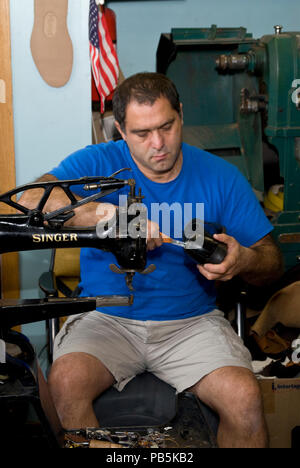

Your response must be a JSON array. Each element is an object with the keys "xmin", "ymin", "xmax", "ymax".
[
  {"xmin": 98, "ymin": 12, "xmax": 119, "ymax": 97},
  {"xmin": 99, "ymin": 47, "xmax": 118, "ymax": 91},
  {"xmin": 90, "ymin": 43, "xmax": 106, "ymax": 111},
  {"xmin": 99, "ymin": 11, "xmax": 119, "ymax": 81}
]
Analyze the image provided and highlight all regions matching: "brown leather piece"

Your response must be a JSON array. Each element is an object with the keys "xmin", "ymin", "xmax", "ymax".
[{"xmin": 30, "ymin": 0, "xmax": 73, "ymax": 87}]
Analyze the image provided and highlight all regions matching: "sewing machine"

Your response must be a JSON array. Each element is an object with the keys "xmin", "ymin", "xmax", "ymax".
[{"xmin": 0, "ymin": 174, "xmax": 219, "ymax": 448}]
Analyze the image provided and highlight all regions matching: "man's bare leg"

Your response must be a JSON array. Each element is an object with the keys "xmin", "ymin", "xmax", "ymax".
[
  {"xmin": 189, "ymin": 366, "xmax": 268, "ymax": 448},
  {"xmin": 48, "ymin": 352, "xmax": 115, "ymax": 429}
]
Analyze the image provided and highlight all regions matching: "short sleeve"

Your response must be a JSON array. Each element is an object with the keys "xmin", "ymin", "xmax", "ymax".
[
  {"xmin": 49, "ymin": 145, "xmax": 101, "ymax": 198},
  {"xmin": 221, "ymin": 166, "xmax": 273, "ymax": 247}
]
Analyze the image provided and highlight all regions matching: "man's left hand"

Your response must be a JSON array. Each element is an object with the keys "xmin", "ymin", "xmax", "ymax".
[{"xmin": 196, "ymin": 233, "xmax": 249, "ymax": 281}]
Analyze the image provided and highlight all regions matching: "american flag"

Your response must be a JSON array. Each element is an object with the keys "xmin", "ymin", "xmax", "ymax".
[{"xmin": 89, "ymin": 0, "xmax": 119, "ymax": 113}]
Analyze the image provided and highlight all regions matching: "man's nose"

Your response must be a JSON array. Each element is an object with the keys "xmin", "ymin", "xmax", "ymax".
[{"xmin": 151, "ymin": 130, "xmax": 164, "ymax": 150}]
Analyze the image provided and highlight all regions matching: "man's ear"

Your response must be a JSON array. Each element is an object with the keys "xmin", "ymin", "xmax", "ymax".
[
  {"xmin": 179, "ymin": 103, "xmax": 184, "ymax": 125},
  {"xmin": 114, "ymin": 121, "xmax": 126, "ymax": 141}
]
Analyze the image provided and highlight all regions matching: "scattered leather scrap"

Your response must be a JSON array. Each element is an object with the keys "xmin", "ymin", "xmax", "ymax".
[
  {"xmin": 251, "ymin": 281, "xmax": 300, "ymax": 337},
  {"xmin": 252, "ymin": 329, "xmax": 290, "ymax": 358},
  {"xmin": 259, "ymin": 359, "xmax": 300, "ymax": 378}
]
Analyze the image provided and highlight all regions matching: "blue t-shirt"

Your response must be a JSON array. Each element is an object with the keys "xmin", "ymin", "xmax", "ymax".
[{"xmin": 49, "ymin": 140, "xmax": 272, "ymax": 321}]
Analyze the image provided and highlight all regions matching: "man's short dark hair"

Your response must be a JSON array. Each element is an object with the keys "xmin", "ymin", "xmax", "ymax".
[{"xmin": 112, "ymin": 72, "xmax": 181, "ymax": 131}]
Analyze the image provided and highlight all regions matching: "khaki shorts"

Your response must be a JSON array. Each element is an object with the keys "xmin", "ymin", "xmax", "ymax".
[{"xmin": 53, "ymin": 309, "xmax": 253, "ymax": 393}]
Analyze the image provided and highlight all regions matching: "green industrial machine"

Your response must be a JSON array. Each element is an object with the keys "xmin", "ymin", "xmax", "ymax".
[{"xmin": 157, "ymin": 25, "xmax": 300, "ymax": 271}]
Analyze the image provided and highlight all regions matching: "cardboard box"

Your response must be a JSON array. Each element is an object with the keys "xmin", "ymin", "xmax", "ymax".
[{"xmin": 258, "ymin": 377, "xmax": 300, "ymax": 448}]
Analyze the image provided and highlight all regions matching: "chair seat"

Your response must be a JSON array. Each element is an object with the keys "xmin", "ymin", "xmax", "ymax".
[{"xmin": 93, "ymin": 372, "xmax": 177, "ymax": 428}]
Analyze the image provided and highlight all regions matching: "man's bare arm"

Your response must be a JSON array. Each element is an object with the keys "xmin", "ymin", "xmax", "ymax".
[
  {"xmin": 18, "ymin": 175, "xmax": 164, "ymax": 249},
  {"xmin": 197, "ymin": 233, "xmax": 284, "ymax": 286},
  {"xmin": 18, "ymin": 174, "xmax": 116, "ymax": 227}
]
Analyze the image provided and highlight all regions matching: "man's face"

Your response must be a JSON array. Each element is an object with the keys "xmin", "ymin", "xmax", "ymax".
[{"xmin": 115, "ymin": 96, "xmax": 183, "ymax": 182}]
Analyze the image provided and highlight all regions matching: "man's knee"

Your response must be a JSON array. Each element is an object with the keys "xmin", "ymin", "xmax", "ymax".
[
  {"xmin": 222, "ymin": 370, "xmax": 263, "ymax": 421},
  {"xmin": 48, "ymin": 355, "xmax": 79, "ymax": 397},
  {"xmin": 192, "ymin": 367, "xmax": 264, "ymax": 421},
  {"xmin": 227, "ymin": 375, "xmax": 264, "ymax": 425},
  {"xmin": 192, "ymin": 367, "xmax": 268, "ymax": 447},
  {"xmin": 223, "ymin": 375, "xmax": 268, "ymax": 445},
  {"xmin": 219, "ymin": 372, "xmax": 266, "ymax": 439},
  {"xmin": 48, "ymin": 353, "xmax": 114, "ymax": 429},
  {"xmin": 48, "ymin": 352, "xmax": 115, "ymax": 401}
]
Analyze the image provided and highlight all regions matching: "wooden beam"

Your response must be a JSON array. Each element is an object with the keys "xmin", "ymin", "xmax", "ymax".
[{"xmin": 0, "ymin": 0, "xmax": 20, "ymax": 301}]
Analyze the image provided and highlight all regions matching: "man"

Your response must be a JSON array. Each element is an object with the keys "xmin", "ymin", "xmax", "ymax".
[{"xmin": 20, "ymin": 73, "xmax": 283, "ymax": 448}]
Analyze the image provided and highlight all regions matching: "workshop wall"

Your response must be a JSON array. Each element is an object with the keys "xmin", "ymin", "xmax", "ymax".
[
  {"xmin": 10, "ymin": 0, "xmax": 91, "ymax": 185},
  {"xmin": 9, "ymin": 0, "xmax": 300, "ymax": 356},
  {"xmin": 10, "ymin": 0, "xmax": 91, "ymax": 298}
]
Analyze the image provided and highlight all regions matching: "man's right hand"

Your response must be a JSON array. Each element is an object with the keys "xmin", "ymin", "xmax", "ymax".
[{"xmin": 147, "ymin": 220, "xmax": 163, "ymax": 251}]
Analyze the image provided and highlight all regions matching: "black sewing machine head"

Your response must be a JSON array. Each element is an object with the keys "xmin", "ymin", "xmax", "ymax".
[{"xmin": 0, "ymin": 170, "xmax": 154, "ymax": 291}]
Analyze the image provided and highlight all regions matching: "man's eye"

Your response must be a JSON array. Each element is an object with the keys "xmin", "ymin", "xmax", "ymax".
[
  {"xmin": 162, "ymin": 123, "xmax": 172, "ymax": 131},
  {"xmin": 137, "ymin": 132, "xmax": 148, "ymax": 138}
]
